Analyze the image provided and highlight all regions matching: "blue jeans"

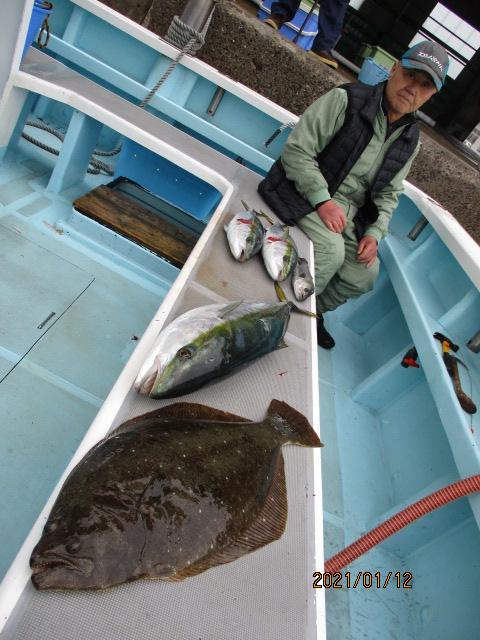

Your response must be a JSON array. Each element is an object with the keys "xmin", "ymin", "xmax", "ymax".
[{"xmin": 270, "ymin": 0, "xmax": 349, "ymax": 51}]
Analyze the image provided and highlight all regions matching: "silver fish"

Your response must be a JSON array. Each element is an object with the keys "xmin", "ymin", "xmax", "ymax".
[
  {"xmin": 30, "ymin": 400, "xmax": 322, "ymax": 590},
  {"xmin": 134, "ymin": 300, "xmax": 292, "ymax": 399},
  {"xmin": 224, "ymin": 210, "xmax": 264, "ymax": 262},
  {"xmin": 292, "ymin": 258, "xmax": 315, "ymax": 301},
  {"xmin": 262, "ymin": 224, "xmax": 298, "ymax": 281}
]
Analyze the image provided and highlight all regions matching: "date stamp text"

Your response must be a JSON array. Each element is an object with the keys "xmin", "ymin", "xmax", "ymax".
[{"xmin": 312, "ymin": 571, "xmax": 413, "ymax": 589}]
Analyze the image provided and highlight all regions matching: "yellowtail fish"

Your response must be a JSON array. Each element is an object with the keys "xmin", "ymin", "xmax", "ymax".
[
  {"xmin": 292, "ymin": 258, "xmax": 315, "ymax": 301},
  {"xmin": 224, "ymin": 210, "xmax": 265, "ymax": 262},
  {"xmin": 134, "ymin": 299, "xmax": 294, "ymax": 399},
  {"xmin": 262, "ymin": 223, "xmax": 298, "ymax": 281}
]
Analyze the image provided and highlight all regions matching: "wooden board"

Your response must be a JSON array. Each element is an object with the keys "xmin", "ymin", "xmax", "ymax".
[{"xmin": 73, "ymin": 186, "xmax": 198, "ymax": 268}]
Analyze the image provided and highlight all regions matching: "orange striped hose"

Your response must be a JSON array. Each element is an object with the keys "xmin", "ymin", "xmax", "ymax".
[{"xmin": 325, "ymin": 474, "xmax": 480, "ymax": 573}]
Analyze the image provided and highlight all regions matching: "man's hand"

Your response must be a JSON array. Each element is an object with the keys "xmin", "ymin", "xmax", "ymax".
[
  {"xmin": 316, "ymin": 200, "xmax": 347, "ymax": 233},
  {"xmin": 357, "ymin": 235, "xmax": 378, "ymax": 268}
]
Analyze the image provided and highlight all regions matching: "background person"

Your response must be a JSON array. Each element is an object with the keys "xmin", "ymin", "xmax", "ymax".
[
  {"xmin": 258, "ymin": 41, "xmax": 450, "ymax": 348},
  {"xmin": 263, "ymin": 0, "xmax": 350, "ymax": 69}
]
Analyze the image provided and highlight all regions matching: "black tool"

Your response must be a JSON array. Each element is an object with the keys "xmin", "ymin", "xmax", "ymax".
[
  {"xmin": 401, "ymin": 347, "xmax": 419, "ymax": 368},
  {"xmin": 433, "ymin": 333, "xmax": 476, "ymax": 414}
]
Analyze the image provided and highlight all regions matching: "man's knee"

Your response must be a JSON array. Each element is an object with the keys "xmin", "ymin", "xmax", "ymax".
[
  {"xmin": 313, "ymin": 232, "xmax": 345, "ymax": 269},
  {"xmin": 312, "ymin": 233, "xmax": 345, "ymax": 290}
]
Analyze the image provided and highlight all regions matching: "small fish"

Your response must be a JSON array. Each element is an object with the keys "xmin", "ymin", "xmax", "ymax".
[
  {"xmin": 134, "ymin": 300, "xmax": 292, "ymax": 399},
  {"xmin": 224, "ymin": 210, "xmax": 265, "ymax": 262},
  {"xmin": 292, "ymin": 258, "xmax": 315, "ymax": 301},
  {"xmin": 30, "ymin": 400, "xmax": 322, "ymax": 590},
  {"xmin": 262, "ymin": 224, "xmax": 298, "ymax": 281}
]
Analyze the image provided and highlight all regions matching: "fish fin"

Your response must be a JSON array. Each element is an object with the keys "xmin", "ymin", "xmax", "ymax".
[
  {"xmin": 218, "ymin": 299, "xmax": 244, "ymax": 318},
  {"xmin": 113, "ymin": 403, "xmax": 253, "ymax": 434},
  {"xmin": 267, "ymin": 400, "xmax": 323, "ymax": 447},
  {"xmin": 166, "ymin": 451, "xmax": 288, "ymax": 582},
  {"xmin": 276, "ymin": 338, "xmax": 288, "ymax": 349},
  {"xmin": 256, "ymin": 209, "xmax": 274, "ymax": 225},
  {"xmin": 274, "ymin": 280, "xmax": 287, "ymax": 302},
  {"xmin": 276, "ymin": 281, "xmax": 317, "ymax": 318}
]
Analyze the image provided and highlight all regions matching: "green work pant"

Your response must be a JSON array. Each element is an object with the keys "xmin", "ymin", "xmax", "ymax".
[{"xmin": 297, "ymin": 205, "xmax": 380, "ymax": 314}]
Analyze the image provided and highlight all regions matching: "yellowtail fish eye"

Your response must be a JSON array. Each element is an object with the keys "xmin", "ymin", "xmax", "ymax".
[{"xmin": 177, "ymin": 347, "xmax": 193, "ymax": 359}]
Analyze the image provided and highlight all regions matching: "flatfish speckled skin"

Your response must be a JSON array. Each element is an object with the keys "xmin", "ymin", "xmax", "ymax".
[{"xmin": 30, "ymin": 401, "xmax": 322, "ymax": 590}]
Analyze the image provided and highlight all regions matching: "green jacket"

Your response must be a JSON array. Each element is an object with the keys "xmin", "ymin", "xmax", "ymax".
[{"xmin": 281, "ymin": 87, "xmax": 421, "ymax": 242}]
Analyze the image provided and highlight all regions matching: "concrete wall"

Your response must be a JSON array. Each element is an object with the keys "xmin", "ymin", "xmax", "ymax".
[{"xmin": 100, "ymin": 0, "xmax": 479, "ymax": 245}]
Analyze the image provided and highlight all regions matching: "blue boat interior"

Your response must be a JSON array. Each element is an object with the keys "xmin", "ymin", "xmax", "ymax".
[
  {"xmin": 1, "ymin": 1, "xmax": 479, "ymax": 637},
  {"xmin": 321, "ymin": 196, "xmax": 480, "ymax": 638}
]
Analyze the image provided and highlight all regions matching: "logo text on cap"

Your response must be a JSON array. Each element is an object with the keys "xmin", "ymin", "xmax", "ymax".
[{"xmin": 418, "ymin": 52, "xmax": 444, "ymax": 71}]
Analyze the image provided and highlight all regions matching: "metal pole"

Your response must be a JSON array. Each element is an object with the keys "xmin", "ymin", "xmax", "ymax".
[
  {"xmin": 207, "ymin": 87, "xmax": 226, "ymax": 116},
  {"xmin": 407, "ymin": 215, "xmax": 429, "ymax": 241},
  {"xmin": 179, "ymin": 0, "xmax": 217, "ymax": 33}
]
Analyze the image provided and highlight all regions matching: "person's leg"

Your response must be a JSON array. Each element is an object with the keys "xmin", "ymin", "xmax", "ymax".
[
  {"xmin": 313, "ymin": 0, "xmax": 349, "ymax": 51},
  {"xmin": 269, "ymin": 0, "xmax": 300, "ymax": 22},
  {"xmin": 316, "ymin": 218, "xmax": 380, "ymax": 313},
  {"xmin": 297, "ymin": 211, "xmax": 346, "ymax": 349},
  {"xmin": 296, "ymin": 211, "xmax": 346, "ymax": 296},
  {"xmin": 309, "ymin": 0, "xmax": 349, "ymax": 67}
]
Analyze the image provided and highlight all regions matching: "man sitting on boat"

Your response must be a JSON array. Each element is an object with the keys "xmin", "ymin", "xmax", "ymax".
[{"xmin": 258, "ymin": 40, "xmax": 449, "ymax": 348}]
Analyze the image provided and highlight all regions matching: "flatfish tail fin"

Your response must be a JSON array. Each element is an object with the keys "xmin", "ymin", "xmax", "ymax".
[
  {"xmin": 166, "ymin": 451, "xmax": 288, "ymax": 582},
  {"xmin": 267, "ymin": 399, "xmax": 323, "ymax": 447}
]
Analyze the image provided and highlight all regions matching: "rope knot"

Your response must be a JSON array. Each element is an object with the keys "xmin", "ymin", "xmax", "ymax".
[{"xmin": 164, "ymin": 15, "xmax": 207, "ymax": 55}]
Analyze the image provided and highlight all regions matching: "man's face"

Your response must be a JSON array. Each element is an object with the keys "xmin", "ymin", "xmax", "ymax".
[{"xmin": 385, "ymin": 62, "xmax": 437, "ymax": 118}]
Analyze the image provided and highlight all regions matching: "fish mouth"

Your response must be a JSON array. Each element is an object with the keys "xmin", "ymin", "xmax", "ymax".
[
  {"xmin": 31, "ymin": 552, "xmax": 91, "ymax": 574},
  {"xmin": 134, "ymin": 365, "xmax": 159, "ymax": 395},
  {"xmin": 31, "ymin": 553, "xmax": 94, "ymax": 588}
]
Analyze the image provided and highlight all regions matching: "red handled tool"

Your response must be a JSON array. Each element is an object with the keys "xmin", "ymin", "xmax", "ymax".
[{"xmin": 401, "ymin": 347, "xmax": 419, "ymax": 368}]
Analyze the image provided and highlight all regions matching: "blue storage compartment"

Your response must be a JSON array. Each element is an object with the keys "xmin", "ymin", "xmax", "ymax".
[
  {"xmin": 22, "ymin": 1, "xmax": 52, "ymax": 60},
  {"xmin": 358, "ymin": 58, "xmax": 390, "ymax": 85},
  {"xmin": 114, "ymin": 140, "xmax": 222, "ymax": 223},
  {"xmin": 258, "ymin": 0, "xmax": 318, "ymax": 51}
]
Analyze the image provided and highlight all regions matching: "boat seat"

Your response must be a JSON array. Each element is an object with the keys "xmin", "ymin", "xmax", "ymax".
[{"xmin": 1, "ymin": 48, "xmax": 238, "ymax": 198}]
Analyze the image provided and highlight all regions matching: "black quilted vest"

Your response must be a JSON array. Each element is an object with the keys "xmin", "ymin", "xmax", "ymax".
[{"xmin": 258, "ymin": 82, "xmax": 419, "ymax": 239}]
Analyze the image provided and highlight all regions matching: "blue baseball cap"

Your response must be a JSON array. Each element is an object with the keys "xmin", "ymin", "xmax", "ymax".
[{"xmin": 401, "ymin": 40, "xmax": 450, "ymax": 91}]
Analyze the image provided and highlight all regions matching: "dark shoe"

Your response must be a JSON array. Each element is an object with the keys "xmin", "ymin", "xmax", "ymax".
[
  {"xmin": 317, "ymin": 314, "xmax": 335, "ymax": 349},
  {"xmin": 263, "ymin": 15, "xmax": 285, "ymax": 30},
  {"xmin": 309, "ymin": 49, "xmax": 339, "ymax": 69}
]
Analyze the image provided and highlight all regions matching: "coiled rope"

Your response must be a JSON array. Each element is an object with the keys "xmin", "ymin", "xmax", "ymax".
[
  {"xmin": 21, "ymin": 6, "xmax": 215, "ymax": 173},
  {"xmin": 22, "ymin": 120, "xmax": 114, "ymax": 174}
]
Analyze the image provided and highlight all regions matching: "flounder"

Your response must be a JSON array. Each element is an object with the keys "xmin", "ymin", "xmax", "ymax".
[{"xmin": 30, "ymin": 400, "xmax": 322, "ymax": 590}]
